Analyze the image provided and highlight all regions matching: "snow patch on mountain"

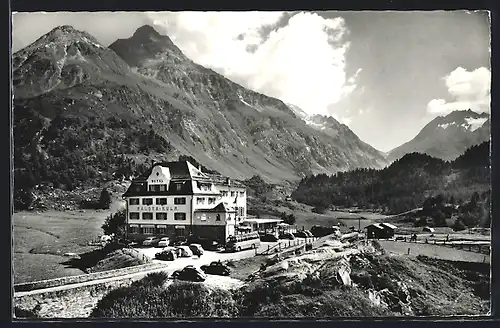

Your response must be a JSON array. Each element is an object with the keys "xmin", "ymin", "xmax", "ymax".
[
  {"xmin": 464, "ymin": 117, "xmax": 488, "ymax": 132},
  {"xmin": 438, "ymin": 123, "xmax": 452, "ymax": 129}
]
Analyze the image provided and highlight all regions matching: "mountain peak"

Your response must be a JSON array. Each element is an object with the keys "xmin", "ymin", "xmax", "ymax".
[
  {"xmin": 440, "ymin": 109, "xmax": 490, "ymax": 123},
  {"xmin": 132, "ymin": 25, "xmax": 162, "ymax": 39},
  {"xmin": 387, "ymin": 108, "xmax": 490, "ymax": 162},
  {"xmin": 109, "ymin": 24, "xmax": 187, "ymax": 68}
]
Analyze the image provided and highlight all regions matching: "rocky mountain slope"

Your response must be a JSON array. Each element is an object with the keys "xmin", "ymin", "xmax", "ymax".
[
  {"xmin": 387, "ymin": 110, "xmax": 490, "ymax": 162},
  {"xmin": 13, "ymin": 25, "xmax": 388, "ymax": 201}
]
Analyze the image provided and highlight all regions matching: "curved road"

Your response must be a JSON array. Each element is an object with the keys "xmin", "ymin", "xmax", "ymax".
[{"xmin": 15, "ymin": 239, "xmax": 312, "ymax": 297}]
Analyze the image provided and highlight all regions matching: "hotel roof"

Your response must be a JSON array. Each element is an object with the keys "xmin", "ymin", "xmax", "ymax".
[
  {"xmin": 123, "ymin": 160, "xmax": 245, "ymax": 197},
  {"xmin": 132, "ymin": 160, "xmax": 245, "ymax": 186}
]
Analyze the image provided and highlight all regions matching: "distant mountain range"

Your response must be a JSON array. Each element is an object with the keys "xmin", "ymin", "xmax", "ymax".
[
  {"xmin": 387, "ymin": 109, "xmax": 490, "ymax": 162},
  {"xmin": 13, "ymin": 24, "xmax": 388, "ymax": 198}
]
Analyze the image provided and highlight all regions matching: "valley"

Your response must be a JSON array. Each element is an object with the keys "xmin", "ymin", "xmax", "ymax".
[{"xmin": 11, "ymin": 19, "xmax": 491, "ymax": 320}]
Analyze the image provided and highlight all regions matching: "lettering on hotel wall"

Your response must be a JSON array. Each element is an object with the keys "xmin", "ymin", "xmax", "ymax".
[{"xmin": 131, "ymin": 206, "xmax": 179, "ymax": 212}]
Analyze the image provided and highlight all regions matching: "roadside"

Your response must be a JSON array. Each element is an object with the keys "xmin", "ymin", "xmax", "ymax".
[{"xmin": 378, "ymin": 240, "xmax": 490, "ymax": 263}]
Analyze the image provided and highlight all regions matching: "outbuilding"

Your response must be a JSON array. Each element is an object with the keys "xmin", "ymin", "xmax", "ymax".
[{"xmin": 365, "ymin": 222, "xmax": 397, "ymax": 239}]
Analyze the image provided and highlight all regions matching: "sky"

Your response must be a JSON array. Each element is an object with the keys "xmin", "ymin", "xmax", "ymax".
[{"xmin": 11, "ymin": 11, "xmax": 491, "ymax": 152}]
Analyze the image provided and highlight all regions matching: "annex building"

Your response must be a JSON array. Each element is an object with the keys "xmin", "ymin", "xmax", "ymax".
[{"xmin": 122, "ymin": 160, "xmax": 247, "ymax": 244}]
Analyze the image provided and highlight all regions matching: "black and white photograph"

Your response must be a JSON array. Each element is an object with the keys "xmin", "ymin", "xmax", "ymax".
[{"xmin": 11, "ymin": 10, "xmax": 491, "ymax": 319}]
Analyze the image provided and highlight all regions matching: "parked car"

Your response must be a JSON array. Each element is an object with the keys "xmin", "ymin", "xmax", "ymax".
[
  {"xmin": 310, "ymin": 225, "xmax": 340, "ymax": 237},
  {"xmin": 142, "ymin": 237, "xmax": 161, "ymax": 246},
  {"xmin": 200, "ymin": 261, "xmax": 231, "ymax": 276},
  {"xmin": 116, "ymin": 238, "xmax": 137, "ymax": 247},
  {"xmin": 171, "ymin": 265, "xmax": 206, "ymax": 282},
  {"xmin": 158, "ymin": 237, "xmax": 171, "ymax": 247},
  {"xmin": 260, "ymin": 233, "xmax": 279, "ymax": 242},
  {"xmin": 187, "ymin": 235, "xmax": 220, "ymax": 251},
  {"xmin": 294, "ymin": 231, "xmax": 308, "ymax": 238},
  {"xmin": 188, "ymin": 243, "xmax": 204, "ymax": 256},
  {"xmin": 171, "ymin": 236, "xmax": 188, "ymax": 246},
  {"xmin": 176, "ymin": 245, "xmax": 193, "ymax": 258},
  {"xmin": 279, "ymin": 232, "xmax": 295, "ymax": 240},
  {"xmin": 155, "ymin": 247, "xmax": 177, "ymax": 261}
]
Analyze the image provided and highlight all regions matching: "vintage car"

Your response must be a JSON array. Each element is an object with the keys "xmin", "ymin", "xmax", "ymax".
[
  {"xmin": 171, "ymin": 265, "xmax": 207, "ymax": 282},
  {"xmin": 200, "ymin": 261, "xmax": 231, "ymax": 276}
]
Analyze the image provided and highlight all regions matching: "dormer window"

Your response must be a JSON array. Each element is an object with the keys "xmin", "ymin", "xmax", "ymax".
[{"xmin": 176, "ymin": 183, "xmax": 182, "ymax": 191}]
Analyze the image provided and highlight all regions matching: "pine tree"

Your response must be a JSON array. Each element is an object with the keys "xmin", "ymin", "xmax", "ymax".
[{"xmin": 99, "ymin": 188, "xmax": 112, "ymax": 209}]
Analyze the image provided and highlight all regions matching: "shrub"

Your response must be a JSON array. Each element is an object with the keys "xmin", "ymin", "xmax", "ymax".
[
  {"xmin": 102, "ymin": 209, "xmax": 126, "ymax": 239},
  {"xmin": 91, "ymin": 280, "xmax": 238, "ymax": 318}
]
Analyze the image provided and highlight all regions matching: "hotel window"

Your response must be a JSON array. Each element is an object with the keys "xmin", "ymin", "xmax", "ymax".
[
  {"xmin": 216, "ymin": 214, "xmax": 221, "ymax": 221},
  {"xmin": 208, "ymin": 197, "xmax": 216, "ymax": 205},
  {"xmin": 129, "ymin": 198, "xmax": 139, "ymax": 205},
  {"xmin": 231, "ymin": 191, "xmax": 235, "ymax": 197},
  {"xmin": 159, "ymin": 184, "xmax": 167, "ymax": 192},
  {"xmin": 175, "ymin": 183, "xmax": 182, "ymax": 191},
  {"xmin": 174, "ymin": 197, "xmax": 186, "ymax": 205},
  {"xmin": 221, "ymin": 191, "xmax": 228, "ymax": 197},
  {"xmin": 239, "ymin": 191, "xmax": 245, "ymax": 197},
  {"xmin": 142, "ymin": 198, "xmax": 153, "ymax": 205},
  {"xmin": 156, "ymin": 198, "xmax": 168, "ymax": 205},
  {"xmin": 129, "ymin": 212, "xmax": 140, "ymax": 220},
  {"xmin": 157, "ymin": 227, "xmax": 167, "ymax": 235},
  {"xmin": 174, "ymin": 213, "xmax": 187, "ymax": 221},
  {"xmin": 197, "ymin": 197, "xmax": 205, "ymax": 205},
  {"xmin": 226, "ymin": 215, "xmax": 231, "ymax": 221},
  {"xmin": 239, "ymin": 207, "xmax": 245, "ymax": 216},
  {"xmin": 156, "ymin": 213, "xmax": 168, "ymax": 220},
  {"xmin": 129, "ymin": 226, "xmax": 139, "ymax": 234},
  {"xmin": 142, "ymin": 213, "xmax": 153, "ymax": 220},
  {"xmin": 142, "ymin": 227, "xmax": 155, "ymax": 234}
]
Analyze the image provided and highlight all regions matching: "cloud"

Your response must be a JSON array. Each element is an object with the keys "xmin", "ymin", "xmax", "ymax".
[
  {"xmin": 426, "ymin": 67, "xmax": 491, "ymax": 115},
  {"xmin": 148, "ymin": 11, "xmax": 357, "ymax": 117}
]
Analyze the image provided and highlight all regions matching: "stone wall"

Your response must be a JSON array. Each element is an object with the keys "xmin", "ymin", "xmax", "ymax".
[
  {"xmin": 14, "ymin": 261, "xmax": 163, "ymax": 293},
  {"xmin": 14, "ymin": 276, "xmax": 137, "ymax": 319}
]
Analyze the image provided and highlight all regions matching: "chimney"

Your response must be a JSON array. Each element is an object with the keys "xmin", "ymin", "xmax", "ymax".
[
  {"xmin": 198, "ymin": 165, "xmax": 202, "ymax": 172},
  {"xmin": 226, "ymin": 177, "xmax": 231, "ymax": 186}
]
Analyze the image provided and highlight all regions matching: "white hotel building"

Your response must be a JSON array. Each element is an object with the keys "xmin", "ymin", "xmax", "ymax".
[{"xmin": 122, "ymin": 160, "xmax": 247, "ymax": 244}]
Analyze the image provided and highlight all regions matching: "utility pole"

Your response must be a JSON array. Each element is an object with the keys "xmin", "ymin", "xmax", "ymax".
[{"xmin": 358, "ymin": 217, "xmax": 361, "ymax": 232}]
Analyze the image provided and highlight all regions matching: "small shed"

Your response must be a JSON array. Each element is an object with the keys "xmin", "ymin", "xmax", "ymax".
[{"xmin": 365, "ymin": 223, "xmax": 397, "ymax": 239}]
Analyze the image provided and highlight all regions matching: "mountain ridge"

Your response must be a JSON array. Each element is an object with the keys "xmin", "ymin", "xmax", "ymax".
[
  {"xmin": 13, "ymin": 24, "xmax": 389, "ymax": 210},
  {"xmin": 386, "ymin": 109, "xmax": 490, "ymax": 162}
]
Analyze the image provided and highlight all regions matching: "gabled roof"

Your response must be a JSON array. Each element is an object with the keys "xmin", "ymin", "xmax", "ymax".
[
  {"xmin": 365, "ymin": 223, "xmax": 384, "ymax": 230},
  {"xmin": 380, "ymin": 223, "xmax": 398, "ymax": 230}
]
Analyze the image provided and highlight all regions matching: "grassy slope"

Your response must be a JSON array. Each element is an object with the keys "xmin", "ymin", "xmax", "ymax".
[{"xmin": 13, "ymin": 200, "xmax": 125, "ymax": 283}]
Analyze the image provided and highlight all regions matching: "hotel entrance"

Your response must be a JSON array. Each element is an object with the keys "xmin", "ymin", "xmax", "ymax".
[{"xmin": 175, "ymin": 225, "xmax": 187, "ymax": 237}]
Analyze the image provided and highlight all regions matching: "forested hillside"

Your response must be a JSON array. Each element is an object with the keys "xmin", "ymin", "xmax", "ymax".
[{"xmin": 291, "ymin": 142, "xmax": 490, "ymax": 220}]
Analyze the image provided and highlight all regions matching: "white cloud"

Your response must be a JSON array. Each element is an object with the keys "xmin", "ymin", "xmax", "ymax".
[
  {"xmin": 427, "ymin": 67, "xmax": 491, "ymax": 116},
  {"xmin": 148, "ymin": 11, "xmax": 356, "ymax": 117}
]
